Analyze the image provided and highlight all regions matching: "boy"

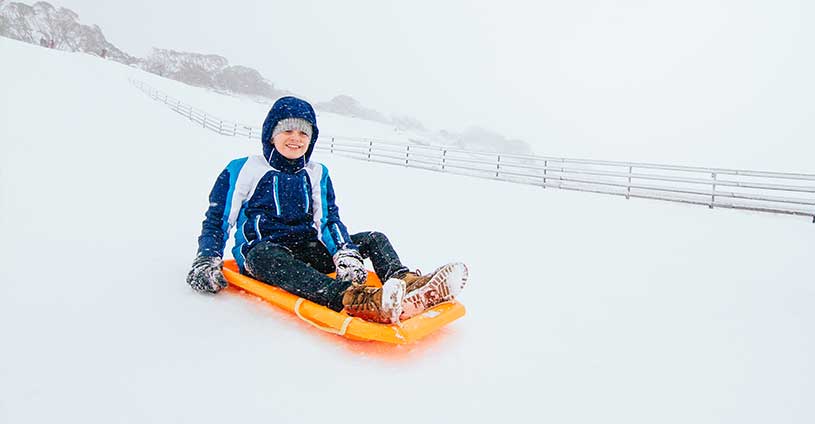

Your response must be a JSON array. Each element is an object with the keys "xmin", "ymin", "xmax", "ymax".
[{"xmin": 186, "ymin": 96, "xmax": 467, "ymax": 324}]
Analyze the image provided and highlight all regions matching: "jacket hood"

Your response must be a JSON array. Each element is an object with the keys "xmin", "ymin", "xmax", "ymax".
[{"xmin": 261, "ymin": 96, "xmax": 320, "ymax": 172}]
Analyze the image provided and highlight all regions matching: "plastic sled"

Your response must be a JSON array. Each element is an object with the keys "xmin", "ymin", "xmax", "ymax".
[{"xmin": 222, "ymin": 259, "xmax": 466, "ymax": 344}]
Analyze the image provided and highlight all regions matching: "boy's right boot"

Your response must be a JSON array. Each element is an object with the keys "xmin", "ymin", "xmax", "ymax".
[
  {"xmin": 397, "ymin": 263, "xmax": 469, "ymax": 320},
  {"xmin": 341, "ymin": 279, "xmax": 406, "ymax": 324}
]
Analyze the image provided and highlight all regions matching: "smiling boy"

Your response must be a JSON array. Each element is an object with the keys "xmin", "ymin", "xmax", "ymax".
[{"xmin": 186, "ymin": 96, "xmax": 467, "ymax": 323}]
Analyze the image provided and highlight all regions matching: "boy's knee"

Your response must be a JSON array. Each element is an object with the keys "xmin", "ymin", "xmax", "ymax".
[
  {"xmin": 245, "ymin": 242, "xmax": 293, "ymax": 276},
  {"xmin": 369, "ymin": 231, "xmax": 389, "ymax": 243}
]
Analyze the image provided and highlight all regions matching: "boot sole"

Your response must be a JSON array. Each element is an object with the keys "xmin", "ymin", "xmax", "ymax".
[{"xmin": 401, "ymin": 262, "xmax": 468, "ymax": 320}]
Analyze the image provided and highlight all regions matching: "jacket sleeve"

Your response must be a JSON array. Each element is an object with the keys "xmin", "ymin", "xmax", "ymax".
[
  {"xmin": 198, "ymin": 157, "xmax": 251, "ymax": 258},
  {"xmin": 317, "ymin": 166, "xmax": 358, "ymax": 255},
  {"xmin": 197, "ymin": 168, "xmax": 233, "ymax": 258}
]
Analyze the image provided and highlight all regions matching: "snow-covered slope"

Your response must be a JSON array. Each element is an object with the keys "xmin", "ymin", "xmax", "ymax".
[{"xmin": 1, "ymin": 37, "xmax": 813, "ymax": 424}]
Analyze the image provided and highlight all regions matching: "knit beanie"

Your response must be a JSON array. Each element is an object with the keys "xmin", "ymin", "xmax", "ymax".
[{"xmin": 272, "ymin": 117, "xmax": 313, "ymax": 141}]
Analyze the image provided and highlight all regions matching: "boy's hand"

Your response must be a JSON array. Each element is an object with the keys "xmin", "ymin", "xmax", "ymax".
[
  {"xmin": 333, "ymin": 249, "xmax": 367, "ymax": 284},
  {"xmin": 187, "ymin": 255, "xmax": 229, "ymax": 294}
]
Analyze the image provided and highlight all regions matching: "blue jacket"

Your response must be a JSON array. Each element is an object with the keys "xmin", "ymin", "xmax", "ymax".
[{"xmin": 196, "ymin": 97, "xmax": 356, "ymax": 271}]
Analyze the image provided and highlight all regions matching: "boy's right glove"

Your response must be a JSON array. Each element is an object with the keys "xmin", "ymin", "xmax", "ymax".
[
  {"xmin": 186, "ymin": 255, "xmax": 229, "ymax": 294},
  {"xmin": 333, "ymin": 248, "xmax": 367, "ymax": 284}
]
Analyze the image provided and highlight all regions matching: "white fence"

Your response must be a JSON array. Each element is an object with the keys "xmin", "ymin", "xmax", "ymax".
[{"xmin": 131, "ymin": 79, "xmax": 815, "ymax": 223}]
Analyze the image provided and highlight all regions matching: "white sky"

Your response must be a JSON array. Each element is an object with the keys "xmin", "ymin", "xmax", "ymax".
[{"xmin": 51, "ymin": 0, "xmax": 814, "ymax": 168}]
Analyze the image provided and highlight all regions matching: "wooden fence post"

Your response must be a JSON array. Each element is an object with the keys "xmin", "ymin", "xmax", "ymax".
[
  {"xmin": 543, "ymin": 160, "xmax": 548, "ymax": 188},
  {"xmin": 626, "ymin": 166, "xmax": 633, "ymax": 199}
]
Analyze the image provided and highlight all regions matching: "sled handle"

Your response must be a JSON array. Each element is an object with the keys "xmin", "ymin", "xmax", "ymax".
[{"xmin": 294, "ymin": 298, "xmax": 354, "ymax": 336}]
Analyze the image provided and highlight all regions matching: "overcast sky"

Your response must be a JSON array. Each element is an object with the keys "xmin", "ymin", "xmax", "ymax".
[{"xmin": 53, "ymin": 0, "xmax": 814, "ymax": 167}]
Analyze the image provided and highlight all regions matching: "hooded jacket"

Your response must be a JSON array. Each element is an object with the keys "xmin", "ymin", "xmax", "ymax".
[{"xmin": 196, "ymin": 96, "xmax": 356, "ymax": 272}]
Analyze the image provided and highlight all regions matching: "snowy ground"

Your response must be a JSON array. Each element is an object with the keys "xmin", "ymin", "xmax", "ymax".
[{"xmin": 1, "ymin": 37, "xmax": 814, "ymax": 423}]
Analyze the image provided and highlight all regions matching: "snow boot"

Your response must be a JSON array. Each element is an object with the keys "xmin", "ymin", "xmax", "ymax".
[
  {"xmin": 342, "ymin": 279, "xmax": 406, "ymax": 324},
  {"xmin": 399, "ymin": 263, "xmax": 469, "ymax": 320},
  {"xmin": 397, "ymin": 269, "xmax": 432, "ymax": 293}
]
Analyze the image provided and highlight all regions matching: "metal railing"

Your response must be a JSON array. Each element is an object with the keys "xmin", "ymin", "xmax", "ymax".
[{"xmin": 131, "ymin": 78, "xmax": 815, "ymax": 222}]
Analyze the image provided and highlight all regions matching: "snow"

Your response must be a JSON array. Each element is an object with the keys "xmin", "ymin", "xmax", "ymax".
[
  {"xmin": 2, "ymin": 37, "xmax": 814, "ymax": 423},
  {"xmin": 380, "ymin": 278, "xmax": 405, "ymax": 324}
]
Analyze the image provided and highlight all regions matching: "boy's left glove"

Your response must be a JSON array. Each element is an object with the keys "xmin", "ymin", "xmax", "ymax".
[{"xmin": 333, "ymin": 248, "xmax": 367, "ymax": 284}]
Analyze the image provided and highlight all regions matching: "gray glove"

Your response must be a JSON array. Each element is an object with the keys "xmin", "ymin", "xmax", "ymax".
[
  {"xmin": 333, "ymin": 248, "xmax": 367, "ymax": 284},
  {"xmin": 186, "ymin": 255, "xmax": 228, "ymax": 294}
]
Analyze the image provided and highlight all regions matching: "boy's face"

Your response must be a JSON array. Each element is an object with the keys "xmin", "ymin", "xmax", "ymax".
[{"xmin": 272, "ymin": 129, "xmax": 311, "ymax": 160}]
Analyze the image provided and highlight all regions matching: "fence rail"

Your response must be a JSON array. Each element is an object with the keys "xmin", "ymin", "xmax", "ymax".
[{"xmin": 131, "ymin": 78, "xmax": 815, "ymax": 222}]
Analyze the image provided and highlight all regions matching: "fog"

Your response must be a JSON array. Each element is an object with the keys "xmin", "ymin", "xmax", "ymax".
[{"xmin": 55, "ymin": 0, "xmax": 814, "ymax": 169}]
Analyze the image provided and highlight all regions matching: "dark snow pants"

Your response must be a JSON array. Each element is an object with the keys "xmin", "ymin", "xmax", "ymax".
[{"xmin": 243, "ymin": 231, "xmax": 409, "ymax": 312}]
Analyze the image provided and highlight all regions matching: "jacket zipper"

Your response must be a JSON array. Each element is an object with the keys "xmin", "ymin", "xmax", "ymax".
[
  {"xmin": 302, "ymin": 176, "xmax": 310, "ymax": 213},
  {"xmin": 273, "ymin": 175, "xmax": 281, "ymax": 216}
]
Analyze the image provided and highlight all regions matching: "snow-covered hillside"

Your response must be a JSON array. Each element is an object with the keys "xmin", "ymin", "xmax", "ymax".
[
  {"xmin": 0, "ymin": 0, "xmax": 136, "ymax": 63},
  {"xmin": 1, "ymin": 37, "xmax": 813, "ymax": 424}
]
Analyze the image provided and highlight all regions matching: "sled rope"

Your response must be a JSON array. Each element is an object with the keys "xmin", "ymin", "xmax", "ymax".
[{"xmin": 294, "ymin": 298, "xmax": 354, "ymax": 336}]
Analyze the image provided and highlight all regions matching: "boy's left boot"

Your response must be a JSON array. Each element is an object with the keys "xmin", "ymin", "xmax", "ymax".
[{"xmin": 397, "ymin": 262, "xmax": 469, "ymax": 321}]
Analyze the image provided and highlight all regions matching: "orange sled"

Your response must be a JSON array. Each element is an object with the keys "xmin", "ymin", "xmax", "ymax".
[{"xmin": 222, "ymin": 259, "xmax": 466, "ymax": 344}]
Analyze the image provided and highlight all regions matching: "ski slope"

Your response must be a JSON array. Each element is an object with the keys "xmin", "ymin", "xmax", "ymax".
[{"xmin": 1, "ymin": 37, "xmax": 813, "ymax": 424}]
